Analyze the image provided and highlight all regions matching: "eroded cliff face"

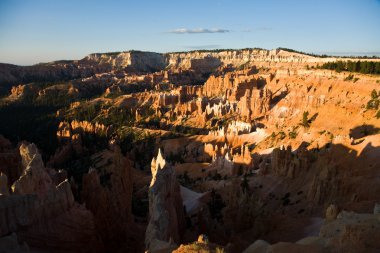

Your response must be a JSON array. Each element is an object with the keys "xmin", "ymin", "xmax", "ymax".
[
  {"xmin": 1, "ymin": 48, "xmax": 360, "ymax": 87},
  {"xmin": 84, "ymin": 51, "xmax": 167, "ymax": 73},
  {"xmin": 165, "ymin": 48, "xmax": 334, "ymax": 70}
]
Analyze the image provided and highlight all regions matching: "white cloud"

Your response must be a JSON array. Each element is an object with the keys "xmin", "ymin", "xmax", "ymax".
[{"xmin": 168, "ymin": 28, "xmax": 230, "ymax": 34}]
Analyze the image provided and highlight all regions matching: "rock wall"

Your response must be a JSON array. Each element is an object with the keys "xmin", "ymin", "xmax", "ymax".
[{"xmin": 166, "ymin": 49, "xmax": 328, "ymax": 71}]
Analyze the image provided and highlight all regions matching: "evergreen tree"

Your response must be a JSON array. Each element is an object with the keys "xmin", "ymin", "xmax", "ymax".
[{"xmin": 301, "ymin": 111, "xmax": 310, "ymax": 128}]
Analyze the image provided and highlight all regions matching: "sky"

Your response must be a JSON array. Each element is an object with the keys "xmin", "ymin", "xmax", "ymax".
[{"xmin": 0, "ymin": 0, "xmax": 380, "ymax": 65}]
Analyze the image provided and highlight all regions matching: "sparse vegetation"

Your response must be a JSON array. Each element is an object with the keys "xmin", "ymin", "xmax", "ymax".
[
  {"xmin": 278, "ymin": 131, "xmax": 286, "ymax": 140},
  {"xmin": 344, "ymin": 74, "xmax": 354, "ymax": 81},
  {"xmin": 289, "ymin": 127, "xmax": 299, "ymax": 139},
  {"xmin": 301, "ymin": 111, "xmax": 310, "ymax": 128},
  {"xmin": 367, "ymin": 89, "xmax": 380, "ymax": 110}
]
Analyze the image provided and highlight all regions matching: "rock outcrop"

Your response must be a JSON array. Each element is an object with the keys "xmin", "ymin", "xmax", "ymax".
[
  {"xmin": 145, "ymin": 149, "xmax": 185, "ymax": 252},
  {"xmin": 238, "ymin": 87, "xmax": 272, "ymax": 120},
  {"xmin": 0, "ymin": 143, "xmax": 101, "ymax": 252},
  {"xmin": 0, "ymin": 172, "xmax": 9, "ymax": 196},
  {"xmin": 242, "ymin": 207, "xmax": 380, "ymax": 253},
  {"xmin": 12, "ymin": 143, "xmax": 53, "ymax": 197},
  {"xmin": 81, "ymin": 144, "xmax": 135, "ymax": 252},
  {"xmin": 173, "ymin": 234, "xmax": 224, "ymax": 253},
  {"xmin": 84, "ymin": 51, "xmax": 167, "ymax": 73},
  {"xmin": 0, "ymin": 233, "xmax": 30, "ymax": 253},
  {"xmin": 166, "ymin": 48, "xmax": 337, "ymax": 71},
  {"xmin": 0, "ymin": 135, "xmax": 22, "ymax": 185},
  {"xmin": 271, "ymin": 145, "xmax": 311, "ymax": 179}
]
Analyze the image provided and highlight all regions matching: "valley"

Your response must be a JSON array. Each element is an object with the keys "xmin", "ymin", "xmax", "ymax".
[{"xmin": 0, "ymin": 48, "xmax": 380, "ymax": 253}]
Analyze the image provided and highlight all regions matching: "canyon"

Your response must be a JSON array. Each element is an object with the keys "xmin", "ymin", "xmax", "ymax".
[{"xmin": 0, "ymin": 48, "xmax": 379, "ymax": 253}]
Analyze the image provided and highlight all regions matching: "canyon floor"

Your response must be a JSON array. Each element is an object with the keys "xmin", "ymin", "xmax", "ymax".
[{"xmin": 0, "ymin": 48, "xmax": 380, "ymax": 253}]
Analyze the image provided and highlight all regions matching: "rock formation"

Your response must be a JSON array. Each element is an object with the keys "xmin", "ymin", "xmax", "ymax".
[
  {"xmin": 0, "ymin": 233, "xmax": 30, "ymax": 253},
  {"xmin": 243, "ymin": 206, "xmax": 380, "ymax": 253},
  {"xmin": 12, "ymin": 143, "xmax": 53, "ymax": 197},
  {"xmin": 145, "ymin": 149, "xmax": 185, "ymax": 252},
  {"xmin": 0, "ymin": 135, "xmax": 22, "ymax": 185},
  {"xmin": 0, "ymin": 143, "xmax": 101, "ymax": 252},
  {"xmin": 81, "ymin": 144, "xmax": 135, "ymax": 251},
  {"xmin": 1, "ymin": 47, "xmax": 380, "ymax": 252},
  {"xmin": 173, "ymin": 234, "xmax": 224, "ymax": 253},
  {"xmin": 325, "ymin": 204, "xmax": 339, "ymax": 221},
  {"xmin": 271, "ymin": 145, "xmax": 311, "ymax": 179},
  {"xmin": 85, "ymin": 51, "xmax": 167, "ymax": 73},
  {"xmin": 238, "ymin": 87, "xmax": 272, "ymax": 119},
  {"xmin": 0, "ymin": 172, "xmax": 9, "ymax": 195}
]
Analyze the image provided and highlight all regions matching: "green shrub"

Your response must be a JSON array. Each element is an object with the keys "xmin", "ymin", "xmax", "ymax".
[
  {"xmin": 301, "ymin": 111, "xmax": 310, "ymax": 128},
  {"xmin": 344, "ymin": 74, "xmax": 354, "ymax": 81},
  {"xmin": 289, "ymin": 128, "xmax": 298, "ymax": 139},
  {"xmin": 367, "ymin": 90, "xmax": 380, "ymax": 110},
  {"xmin": 278, "ymin": 131, "xmax": 286, "ymax": 140},
  {"xmin": 371, "ymin": 89, "xmax": 379, "ymax": 99}
]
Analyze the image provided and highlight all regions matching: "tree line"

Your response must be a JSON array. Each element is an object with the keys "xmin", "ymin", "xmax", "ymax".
[{"xmin": 318, "ymin": 60, "xmax": 380, "ymax": 75}]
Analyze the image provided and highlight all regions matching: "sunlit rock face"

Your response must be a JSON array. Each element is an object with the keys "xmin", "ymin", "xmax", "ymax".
[{"xmin": 85, "ymin": 51, "xmax": 167, "ymax": 73}]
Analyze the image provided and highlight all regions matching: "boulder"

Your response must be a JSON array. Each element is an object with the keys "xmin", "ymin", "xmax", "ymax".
[{"xmin": 325, "ymin": 204, "xmax": 339, "ymax": 221}]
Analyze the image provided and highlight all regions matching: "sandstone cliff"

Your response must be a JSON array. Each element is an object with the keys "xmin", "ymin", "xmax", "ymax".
[
  {"xmin": 2, "ymin": 48, "xmax": 366, "ymax": 87},
  {"xmin": 84, "ymin": 51, "xmax": 167, "ymax": 73}
]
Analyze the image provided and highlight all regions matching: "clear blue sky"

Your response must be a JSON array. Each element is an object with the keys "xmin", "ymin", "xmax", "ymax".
[{"xmin": 1, "ymin": 0, "xmax": 380, "ymax": 65}]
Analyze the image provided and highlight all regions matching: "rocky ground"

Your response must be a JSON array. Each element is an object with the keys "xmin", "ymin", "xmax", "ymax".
[{"xmin": 0, "ymin": 48, "xmax": 379, "ymax": 253}]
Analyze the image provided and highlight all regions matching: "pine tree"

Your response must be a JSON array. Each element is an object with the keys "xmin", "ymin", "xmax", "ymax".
[{"xmin": 301, "ymin": 111, "xmax": 310, "ymax": 128}]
